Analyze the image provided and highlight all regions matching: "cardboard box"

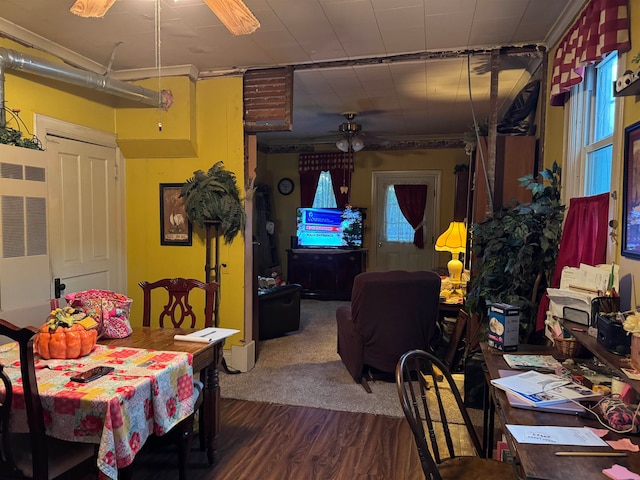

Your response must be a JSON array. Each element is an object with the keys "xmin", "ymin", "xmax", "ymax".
[{"xmin": 487, "ymin": 303, "xmax": 519, "ymax": 351}]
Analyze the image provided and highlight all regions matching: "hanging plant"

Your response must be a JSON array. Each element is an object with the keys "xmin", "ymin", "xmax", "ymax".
[
  {"xmin": 0, "ymin": 125, "xmax": 43, "ymax": 150},
  {"xmin": 180, "ymin": 161, "xmax": 246, "ymax": 244}
]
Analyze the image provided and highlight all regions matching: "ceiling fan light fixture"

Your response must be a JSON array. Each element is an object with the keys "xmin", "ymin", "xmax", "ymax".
[
  {"xmin": 69, "ymin": 0, "xmax": 116, "ymax": 17},
  {"xmin": 203, "ymin": 0, "xmax": 261, "ymax": 35},
  {"xmin": 336, "ymin": 138, "xmax": 350, "ymax": 152},
  {"xmin": 351, "ymin": 136, "xmax": 365, "ymax": 152}
]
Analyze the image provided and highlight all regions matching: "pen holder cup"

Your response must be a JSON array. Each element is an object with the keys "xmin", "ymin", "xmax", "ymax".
[{"xmin": 554, "ymin": 336, "xmax": 583, "ymax": 358}]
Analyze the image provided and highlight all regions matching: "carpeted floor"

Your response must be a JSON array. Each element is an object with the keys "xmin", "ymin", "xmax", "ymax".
[{"xmin": 220, "ymin": 299, "xmax": 468, "ymax": 420}]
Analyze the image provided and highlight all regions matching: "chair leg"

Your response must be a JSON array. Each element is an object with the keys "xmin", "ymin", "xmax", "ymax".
[
  {"xmin": 175, "ymin": 415, "xmax": 195, "ymax": 480},
  {"xmin": 360, "ymin": 376, "xmax": 372, "ymax": 393},
  {"xmin": 119, "ymin": 465, "xmax": 134, "ymax": 480}
]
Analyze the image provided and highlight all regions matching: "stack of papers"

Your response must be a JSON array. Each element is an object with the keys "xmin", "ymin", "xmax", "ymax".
[
  {"xmin": 491, "ymin": 370, "xmax": 602, "ymax": 407},
  {"xmin": 174, "ymin": 327, "xmax": 239, "ymax": 344},
  {"xmin": 502, "ymin": 354, "xmax": 562, "ymax": 372},
  {"xmin": 506, "ymin": 425, "xmax": 608, "ymax": 446},
  {"xmin": 499, "ymin": 370, "xmax": 585, "ymax": 415}
]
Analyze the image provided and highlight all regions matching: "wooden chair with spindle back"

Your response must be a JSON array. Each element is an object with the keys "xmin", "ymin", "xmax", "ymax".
[
  {"xmin": 396, "ymin": 349, "xmax": 519, "ymax": 480},
  {"xmin": 0, "ymin": 318, "xmax": 97, "ymax": 480}
]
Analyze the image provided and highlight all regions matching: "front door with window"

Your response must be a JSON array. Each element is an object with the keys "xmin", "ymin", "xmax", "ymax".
[{"xmin": 372, "ymin": 171, "xmax": 440, "ymax": 272}]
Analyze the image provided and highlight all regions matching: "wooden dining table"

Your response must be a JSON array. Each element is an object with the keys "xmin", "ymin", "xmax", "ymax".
[
  {"xmin": 100, "ymin": 327, "xmax": 224, "ymax": 465},
  {"xmin": 0, "ymin": 339, "xmax": 196, "ymax": 480}
]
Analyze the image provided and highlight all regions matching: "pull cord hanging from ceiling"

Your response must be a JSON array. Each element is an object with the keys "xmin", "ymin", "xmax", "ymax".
[{"xmin": 155, "ymin": 0, "xmax": 162, "ymax": 132}]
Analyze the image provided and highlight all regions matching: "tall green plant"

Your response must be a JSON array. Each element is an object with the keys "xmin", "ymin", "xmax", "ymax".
[
  {"xmin": 180, "ymin": 161, "xmax": 246, "ymax": 244},
  {"xmin": 467, "ymin": 162, "xmax": 565, "ymax": 342}
]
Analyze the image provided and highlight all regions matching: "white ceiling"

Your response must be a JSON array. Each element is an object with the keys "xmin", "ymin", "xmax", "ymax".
[{"xmin": 0, "ymin": 0, "xmax": 585, "ymax": 148}]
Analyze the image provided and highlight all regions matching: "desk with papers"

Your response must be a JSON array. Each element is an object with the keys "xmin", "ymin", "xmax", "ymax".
[
  {"xmin": 481, "ymin": 343, "xmax": 640, "ymax": 479},
  {"xmin": 546, "ymin": 263, "xmax": 620, "ymax": 327}
]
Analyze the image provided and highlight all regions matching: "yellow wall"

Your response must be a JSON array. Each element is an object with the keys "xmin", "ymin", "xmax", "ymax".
[
  {"xmin": 542, "ymin": 46, "xmax": 566, "ymax": 171},
  {"xmin": 116, "ymin": 76, "xmax": 198, "ymax": 158},
  {"xmin": 259, "ymin": 147, "xmax": 469, "ymax": 272},
  {"xmin": 1, "ymin": 36, "xmax": 246, "ymax": 344},
  {"xmin": 619, "ymin": 5, "xmax": 640, "ymax": 309},
  {"xmin": 125, "ymin": 77, "xmax": 246, "ymax": 343}
]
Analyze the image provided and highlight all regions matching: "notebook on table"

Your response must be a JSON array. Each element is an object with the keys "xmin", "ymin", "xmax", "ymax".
[{"xmin": 498, "ymin": 369, "xmax": 586, "ymax": 415}]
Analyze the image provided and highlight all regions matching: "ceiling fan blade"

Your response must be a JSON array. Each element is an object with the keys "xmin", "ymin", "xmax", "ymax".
[
  {"xmin": 69, "ymin": 0, "xmax": 116, "ymax": 18},
  {"xmin": 204, "ymin": 0, "xmax": 261, "ymax": 36}
]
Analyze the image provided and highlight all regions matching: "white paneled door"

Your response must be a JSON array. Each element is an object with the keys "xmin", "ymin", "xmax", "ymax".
[
  {"xmin": 47, "ymin": 135, "xmax": 120, "ymax": 298},
  {"xmin": 0, "ymin": 117, "xmax": 123, "ymax": 328}
]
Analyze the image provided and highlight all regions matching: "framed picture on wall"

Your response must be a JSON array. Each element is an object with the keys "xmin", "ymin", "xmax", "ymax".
[
  {"xmin": 622, "ymin": 121, "xmax": 640, "ymax": 259},
  {"xmin": 160, "ymin": 183, "xmax": 192, "ymax": 246}
]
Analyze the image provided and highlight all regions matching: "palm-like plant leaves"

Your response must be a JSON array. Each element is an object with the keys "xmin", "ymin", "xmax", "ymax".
[{"xmin": 180, "ymin": 162, "xmax": 246, "ymax": 243}]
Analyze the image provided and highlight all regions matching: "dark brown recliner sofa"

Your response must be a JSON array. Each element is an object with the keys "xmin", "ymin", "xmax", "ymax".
[
  {"xmin": 336, "ymin": 270, "xmax": 441, "ymax": 392},
  {"xmin": 258, "ymin": 284, "xmax": 302, "ymax": 340}
]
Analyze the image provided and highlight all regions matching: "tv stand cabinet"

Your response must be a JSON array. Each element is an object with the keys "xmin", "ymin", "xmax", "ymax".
[{"xmin": 287, "ymin": 249, "xmax": 366, "ymax": 300}]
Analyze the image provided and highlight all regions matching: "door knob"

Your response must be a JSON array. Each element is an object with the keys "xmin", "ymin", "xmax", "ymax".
[{"xmin": 54, "ymin": 278, "xmax": 66, "ymax": 298}]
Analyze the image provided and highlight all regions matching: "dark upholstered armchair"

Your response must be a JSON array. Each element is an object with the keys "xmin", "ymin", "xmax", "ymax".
[{"xmin": 336, "ymin": 270, "xmax": 441, "ymax": 392}]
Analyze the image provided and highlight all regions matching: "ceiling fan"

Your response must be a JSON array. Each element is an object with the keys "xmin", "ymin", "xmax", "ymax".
[
  {"xmin": 335, "ymin": 112, "xmax": 365, "ymax": 152},
  {"xmin": 69, "ymin": 0, "xmax": 260, "ymax": 36}
]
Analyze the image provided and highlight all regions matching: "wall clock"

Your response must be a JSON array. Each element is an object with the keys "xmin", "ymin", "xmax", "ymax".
[{"xmin": 278, "ymin": 178, "xmax": 294, "ymax": 195}]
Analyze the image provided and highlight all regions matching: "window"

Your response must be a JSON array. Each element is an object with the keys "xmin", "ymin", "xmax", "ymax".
[
  {"xmin": 565, "ymin": 52, "xmax": 617, "ymax": 199},
  {"xmin": 312, "ymin": 171, "xmax": 337, "ymax": 208},
  {"xmin": 384, "ymin": 185, "xmax": 413, "ymax": 242}
]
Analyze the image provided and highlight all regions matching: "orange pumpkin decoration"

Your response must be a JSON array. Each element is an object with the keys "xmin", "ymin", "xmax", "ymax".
[{"xmin": 34, "ymin": 307, "xmax": 98, "ymax": 360}]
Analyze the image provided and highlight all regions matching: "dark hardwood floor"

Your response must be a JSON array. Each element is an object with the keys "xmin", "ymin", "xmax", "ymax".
[{"xmin": 128, "ymin": 397, "xmax": 425, "ymax": 480}]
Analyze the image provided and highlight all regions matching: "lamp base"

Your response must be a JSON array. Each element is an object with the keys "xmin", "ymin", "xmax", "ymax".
[{"xmin": 447, "ymin": 253, "xmax": 463, "ymax": 283}]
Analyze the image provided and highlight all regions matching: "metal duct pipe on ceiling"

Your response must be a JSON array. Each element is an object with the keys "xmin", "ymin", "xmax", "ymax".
[{"xmin": 0, "ymin": 47, "xmax": 169, "ymax": 127}]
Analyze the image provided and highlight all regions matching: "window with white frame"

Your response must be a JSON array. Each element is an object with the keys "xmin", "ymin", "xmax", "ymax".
[
  {"xmin": 312, "ymin": 171, "xmax": 337, "ymax": 208},
  {"xmin": 565, "ymin": 52, "xmax": 617, "ymax": 199}
]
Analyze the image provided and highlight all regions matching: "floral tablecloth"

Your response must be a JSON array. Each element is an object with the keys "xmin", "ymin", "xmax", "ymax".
[{"xmin": 0, "ymin": 343, "xmax": 195, "ymax": 480}]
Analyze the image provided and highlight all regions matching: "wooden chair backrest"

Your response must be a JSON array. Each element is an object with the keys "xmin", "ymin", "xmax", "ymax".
[
  {"xmin": 395, "ymin": 349, "xmax": 483, "ymax": 479},
  {"xmin": 139, "ymin": 278, "xmax": 219, "ymax": 328},
  {"xmin": 0, "ymin": 319, "xmax": 48, "ymax": 479}
]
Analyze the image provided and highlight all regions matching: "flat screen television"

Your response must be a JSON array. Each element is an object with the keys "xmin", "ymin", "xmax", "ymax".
[{"xmin": 296, "ymin": 207, "xmax": 364, "ymax": 248}]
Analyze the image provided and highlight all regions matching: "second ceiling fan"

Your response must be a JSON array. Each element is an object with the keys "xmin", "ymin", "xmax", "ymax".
[{"xmin": 335, "ymin": 112, "xmax": 365, "ymax": 152}]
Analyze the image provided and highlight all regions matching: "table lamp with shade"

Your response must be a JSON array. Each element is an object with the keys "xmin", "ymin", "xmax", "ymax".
[{"xmin": 434, "ymin": 221, "xmax": 467, "ymax": 283}]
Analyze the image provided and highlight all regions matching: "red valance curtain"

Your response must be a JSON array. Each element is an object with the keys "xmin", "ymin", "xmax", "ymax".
[
  {"xmin": 535, "ymin": 193, "xmax": 610, "ymax": 331},
  {"xmin": 550, "ymin": 0, "xmax": 630, "ymax": 106},
  {"xmin": 298, "ymin": 152, "xmax": 354, "ymax": 207},
  {"xmin": 394, "ymin": 184, "xmax": 428, "ymax": 249}
]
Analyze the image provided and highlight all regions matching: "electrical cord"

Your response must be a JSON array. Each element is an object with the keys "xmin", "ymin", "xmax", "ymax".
[
  {"xmin": 466, "ymin": 52, "xmax": 494, "ymax": 213},
  {"xmin": 538, "ymin": 375, "xmax": 640, "ymax": 435}
]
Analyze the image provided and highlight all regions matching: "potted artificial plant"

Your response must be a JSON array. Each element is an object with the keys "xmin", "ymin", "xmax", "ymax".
[
  {"xmin": 466, "ymin": 161, "xmax": 565, "ymax": 343},
  {"xmin": 180, "ymin": 161, "xmax": 246, "ymax": 243}
]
